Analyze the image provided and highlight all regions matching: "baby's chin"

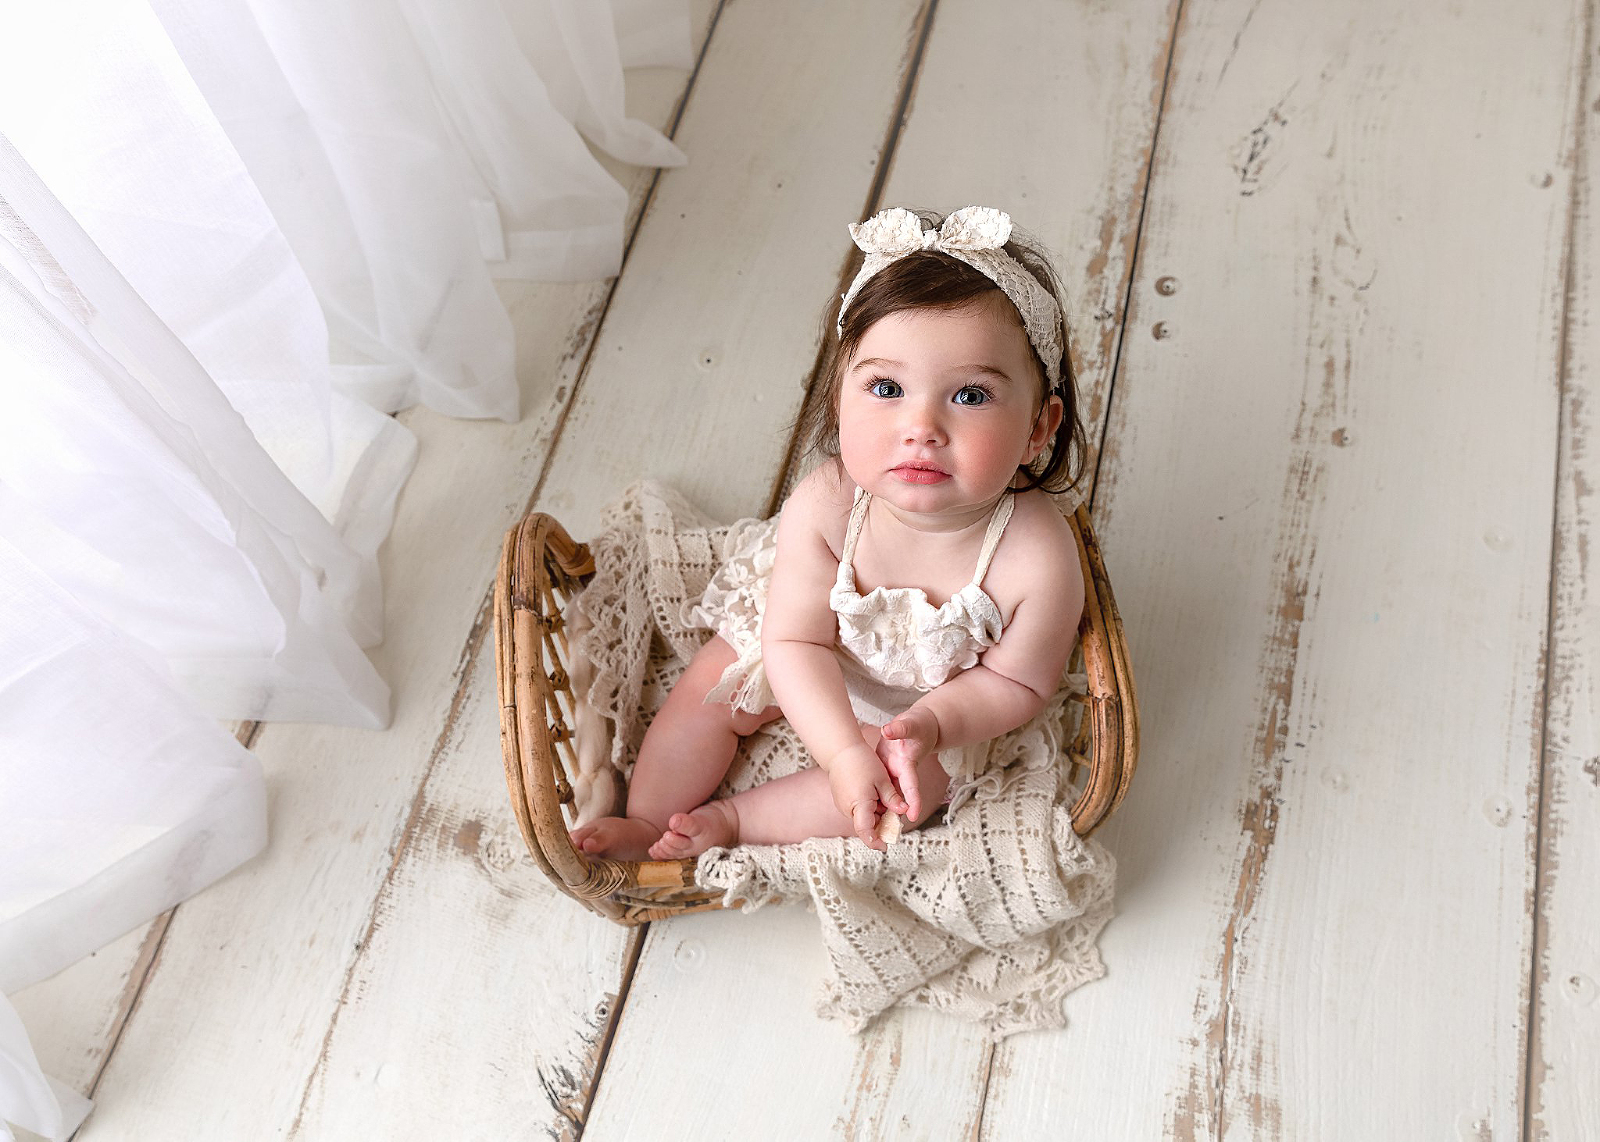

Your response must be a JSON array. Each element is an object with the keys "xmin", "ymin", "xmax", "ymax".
[{"xmin": 856, "ymin": 479, "xmax": 1010, "ymax": 520}]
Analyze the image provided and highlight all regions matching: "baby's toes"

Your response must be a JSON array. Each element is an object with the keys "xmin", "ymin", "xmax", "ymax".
[
  {"xmin": 671, "ymin": 811, "xmax": 709, "ymax": 838},
  {"xmin": 667, "ymin": 811, "xmax": 705, "ymax": 835},
  {"xmin": 647, "ymin": 830, "xmax": 691, "ymax": 860}
]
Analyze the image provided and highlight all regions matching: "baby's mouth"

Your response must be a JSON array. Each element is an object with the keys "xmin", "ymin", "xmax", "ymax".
[{"xmin": 892, "ymin": 462, "xmax": 950, "ymax": 484}]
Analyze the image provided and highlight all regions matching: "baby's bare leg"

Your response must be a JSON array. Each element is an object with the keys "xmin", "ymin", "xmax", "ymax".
[
  {"xmin": 650, "ymin": 724, "xmax": 951, "ymax": 857},
  {"xmin": 569, "ymin": 635, "xmax": 777, "ymax": 861}
]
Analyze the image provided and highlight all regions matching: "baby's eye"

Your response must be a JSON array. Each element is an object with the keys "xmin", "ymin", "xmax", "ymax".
[
  {"xmin": 953, "ymin": 386, "xmax": 992, "ymax": 406},
  {"xmin": 867, "ymin": 378, "xmax": 903, "ymax": 399}
]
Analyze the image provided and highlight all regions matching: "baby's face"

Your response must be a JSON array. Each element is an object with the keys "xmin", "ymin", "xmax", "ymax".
[{"xmin": 837, "ymin": 296, "xmax": 1061, "ymax": 520}]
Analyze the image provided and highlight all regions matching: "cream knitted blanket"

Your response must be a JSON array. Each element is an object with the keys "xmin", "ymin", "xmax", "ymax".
[{"xmin": 569, "ymin": 481, "xmax": 1116, "ymax": 1038}]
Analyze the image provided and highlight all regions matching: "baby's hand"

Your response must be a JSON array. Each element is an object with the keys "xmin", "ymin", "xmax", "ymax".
[
  {"xmin": 828, "ymin": 747, "xmax": 908, "ymax": 851},
  {"xmin": 877, "ymin": 706, "xmax": 940, "ymax": 821}
]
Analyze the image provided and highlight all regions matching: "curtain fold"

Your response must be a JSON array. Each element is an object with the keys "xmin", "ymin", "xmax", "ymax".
[
  {"xmin": 0, "ymin": 3, "xmax": 689, "ymax": 1138},
  {"xmin": 0, "ymin": 136, "xmax": 399, "ymax": 726},
  {"xmin": 0, "ymin": 993, "xmax": 91, "ymax": 1142}
]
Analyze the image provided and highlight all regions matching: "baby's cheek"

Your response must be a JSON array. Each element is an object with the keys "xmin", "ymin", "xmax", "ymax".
[{"xmin": 970, "ymin": 427, "xmax": 1029, "ymax": 480}]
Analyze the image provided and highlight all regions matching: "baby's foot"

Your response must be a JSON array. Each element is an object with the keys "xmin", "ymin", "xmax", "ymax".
[
  {"xmin": 646, "ymin": 801, "xmax": 739, "ymax": 860},
  {"xmin": 569, "ymin": 816, "xmax": 664, "ymax": 862}
]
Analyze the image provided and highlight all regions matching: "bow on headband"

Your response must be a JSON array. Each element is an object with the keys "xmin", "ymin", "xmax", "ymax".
[
  {"xmin": 848, "ymin": 205, "xmax": 1015, "ymax": 256},
  {"xmin": 837, "ymin": 206, "xmax": 1064, "ymax": 390}
]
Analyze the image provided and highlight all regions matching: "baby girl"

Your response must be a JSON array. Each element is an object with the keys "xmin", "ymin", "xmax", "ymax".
[{"xmin": 571, "ymin": 205, "xmax": 1087, "ymax": 861}]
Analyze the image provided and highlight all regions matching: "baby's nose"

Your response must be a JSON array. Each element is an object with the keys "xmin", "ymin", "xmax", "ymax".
[{"xmin": 902, "ymin": 405, "xmax": 946, "ymax": 445}]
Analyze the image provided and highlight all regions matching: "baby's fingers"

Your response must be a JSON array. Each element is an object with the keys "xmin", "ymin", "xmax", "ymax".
[
  {"xmin": 873, "ymin": 746, "xmax": 919, "ymax": 819},
  {"xmin": 851, "ymin": 799, "xmax": 885, "ymax": 851},
  {"xmin": 893, "ymin": 767, "xmax": 921, "ymax": 822},
  {"xmin": 881, "ymin": 717, "xmax": 921, "ymax": 749},
  {"xmin": 884, "ymin": 707, "xmax": 937, "ymax": 747},
  {"xmin": 874, "ymin": 769, "xmax": 912, "ymax": 819}
]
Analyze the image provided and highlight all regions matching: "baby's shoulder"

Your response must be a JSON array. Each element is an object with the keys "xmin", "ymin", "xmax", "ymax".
[
  {"xmin": 988, "ymin": 490, "xmax": 1083, "ymax": 603},
  {"xmin": 778, "ymin": 459, "xmax": 855, "ymax": 555},
  {"xmin": 1003, "ymin": 489, "xmax": 1076, "ymax": 556}
]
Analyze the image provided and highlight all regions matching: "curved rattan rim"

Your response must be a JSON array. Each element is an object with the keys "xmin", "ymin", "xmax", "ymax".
[
  {"xmin": 494, "ymin": 506, "xmax": 1137, "ymax": 924},
  {"xmin": 1065, "ymin": 503, "xmax": 1139, "ymax": 837},
  {"xmin": 496, "ymin": 514, "xmax": 720, "ymax": 922}
]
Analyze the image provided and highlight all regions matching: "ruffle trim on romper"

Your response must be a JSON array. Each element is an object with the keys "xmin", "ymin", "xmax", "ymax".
[
  {"xmin": 569, "ymin": 481, "xmax": 1114, "ymax": 1038},
  {"xmin": 686, "ymin": 514, "xmax": 780, "ymax": 715}
]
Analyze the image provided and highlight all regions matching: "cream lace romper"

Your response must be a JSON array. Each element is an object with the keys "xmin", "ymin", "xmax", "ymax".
[{"xmin": 689, "ymin": 485, "xmax": 1016, "ymax": 797}]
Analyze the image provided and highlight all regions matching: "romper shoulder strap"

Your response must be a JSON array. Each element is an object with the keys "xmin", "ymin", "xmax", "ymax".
[
  {"xmin": 971, "ymin": 492, "xmax": 1015, "ymax": 586},
  {"xmin": 839, "ymin": 487, "xmax": 872, "ymax": 570}
]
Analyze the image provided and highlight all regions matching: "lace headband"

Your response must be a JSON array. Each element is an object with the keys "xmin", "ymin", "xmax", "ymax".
[{"xmin": 837, "ymin": 206, "xmax": 1064, "ymax": 390}]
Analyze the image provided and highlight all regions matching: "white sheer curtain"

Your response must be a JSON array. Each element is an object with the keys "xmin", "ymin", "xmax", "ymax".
[{"xmin": 0, "ymin": 2, "xmax": 689, "ymax": 1137}]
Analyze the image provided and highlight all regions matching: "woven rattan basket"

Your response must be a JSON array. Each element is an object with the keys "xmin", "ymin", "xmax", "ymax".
[{"xmin": 494, "ymin": 504, "xmax": 1138, "ymax": 925}]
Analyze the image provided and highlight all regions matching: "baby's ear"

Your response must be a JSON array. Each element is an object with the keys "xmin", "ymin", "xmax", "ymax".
[{"xmin": 1027, "ymin": 394, "xmax": 1065, "ymax": 460}]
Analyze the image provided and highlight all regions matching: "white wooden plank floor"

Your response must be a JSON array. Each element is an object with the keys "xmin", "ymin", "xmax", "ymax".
[{"xmin": 13, "ymin": 0, "xmax": 1599, "ymax": 1138}]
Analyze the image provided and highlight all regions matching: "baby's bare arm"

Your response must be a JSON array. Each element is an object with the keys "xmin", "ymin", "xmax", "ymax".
[
  {"xmin": 762, "ymin": 469, "xmax": 910, "ymax": 843},
  {"xmin": 761, "ymin": 468, "xmax": 868, "ymax": 771},
  {"xmin": 899, "ymin": 664, "xmax": 1050, "ymax": 752},
  {"xmin": 899, "ymin": 498, "xmax": 1085, "ymax": 751}
]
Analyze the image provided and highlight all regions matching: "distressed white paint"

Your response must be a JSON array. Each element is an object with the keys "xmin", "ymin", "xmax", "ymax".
[
  {"xmin": 37, "ymin": 6, "xmax": 718, "ymax": 1139},
  {"xmin": 66, "ymin": 249, "xmax": 633, "ymax": 1142},
  {"xmin": 8, "ymin": 919, "xmax": 164, "ymax": 1099},
  {"xmin": 591, "ymin": 907, "xmax": 991, "ymax": 1141},
  {"xmin": 983, "ymin": 1, "xmax": 1577, "ymax": 1139},
  {"xmin": 11, "ymin": 2, "xmax": 1592, "ymax": 1138},
  {"xmin": 533, "ymin": 0, "xmax": 927, "ymax": 538},
  {"xmin": 10, "ymin": 727, "xmax": 248, "ymax": 1098},
  {"xmin": 588, "ymin": 0, "xmax": 1183, "ymax": 1134},
  {"xmin": 1532, "ymin": 9, "xmax": 1600, "ymax": 1137},
  {"xmin": 287, "ymin": 633, "xmax": 636, "ymax": 1141},
  {"xmin": 549, "ymin": 0, "xmax": 998, "ymax": 1131},
  {"xmin": 879, "ymin": 0, "xmax": 1180, "ymax": 464}
]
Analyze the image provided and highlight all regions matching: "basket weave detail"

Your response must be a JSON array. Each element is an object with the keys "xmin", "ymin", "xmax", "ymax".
[{"xmin": 493, "ymin": 505, "xmax": 1137, "ymax": 926}]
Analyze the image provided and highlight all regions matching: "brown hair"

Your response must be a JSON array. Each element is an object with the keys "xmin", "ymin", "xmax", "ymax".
[{"xmin": 793, "ymin": 208, "xmax": 1087, "ymax": 495}]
